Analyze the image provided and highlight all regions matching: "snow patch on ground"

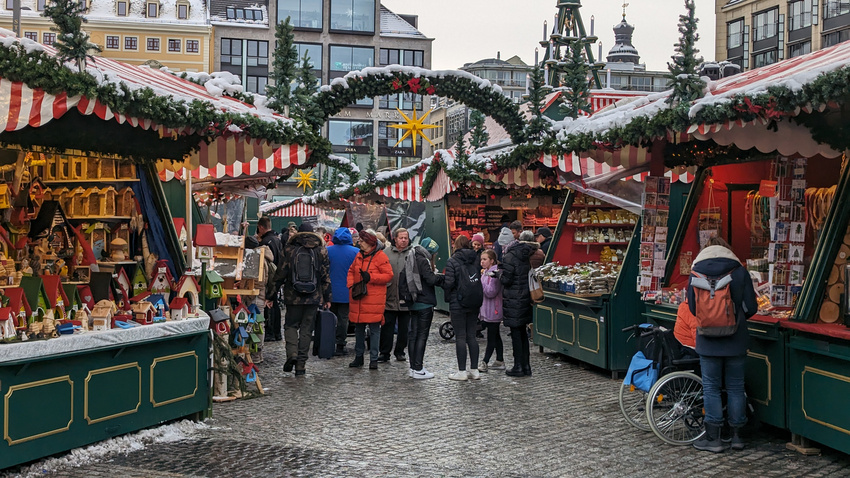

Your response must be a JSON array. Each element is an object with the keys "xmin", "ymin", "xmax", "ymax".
[{"xmin": 3, "ymin": 420, "xmax": 209, "ymax": 478}]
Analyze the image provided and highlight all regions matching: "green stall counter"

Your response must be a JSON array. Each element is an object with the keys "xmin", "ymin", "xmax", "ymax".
[
  {"xmin": 746, "ymin": 317, "xmax": 788, "ymax": 430},
  {"xmin": 0, "ymin": 317, "xmax": 210, "ymax": 470}
]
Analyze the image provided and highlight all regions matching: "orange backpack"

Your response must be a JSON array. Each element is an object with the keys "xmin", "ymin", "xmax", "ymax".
[{"xmin": 690, "ymin": 270, "xmax": 738, "ymax": 337}]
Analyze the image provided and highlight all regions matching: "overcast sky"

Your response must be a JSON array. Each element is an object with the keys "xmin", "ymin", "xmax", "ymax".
[{"xmin": 380, "ymin": 0, "xmax": 717, "ymax": 72}]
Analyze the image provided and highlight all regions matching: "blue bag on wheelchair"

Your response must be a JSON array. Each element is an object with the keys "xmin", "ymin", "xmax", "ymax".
[{"xmin": 623, "ymin": 351, "xmax": 659, "ymax": 393}]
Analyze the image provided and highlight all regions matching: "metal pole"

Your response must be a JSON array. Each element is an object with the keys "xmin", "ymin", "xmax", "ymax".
[{"xmin": 12, "ymin": 0, "xmax": 20, "ymax": 37}]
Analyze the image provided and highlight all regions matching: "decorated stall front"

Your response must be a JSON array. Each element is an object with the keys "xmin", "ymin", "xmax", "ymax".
[{"xmin": 0, "ymin": 27, "xmax": 315, "ymax": 469}]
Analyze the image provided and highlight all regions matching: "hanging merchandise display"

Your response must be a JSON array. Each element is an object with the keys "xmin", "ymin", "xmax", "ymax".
[{"xmin": 637, "ymin": 176, "xmax": 672, "ymax": 300}]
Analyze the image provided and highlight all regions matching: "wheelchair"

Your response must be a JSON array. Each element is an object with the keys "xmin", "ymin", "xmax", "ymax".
[{"xmin": 619, "ymin": 323, "xmax": 705, "ymax": 446}]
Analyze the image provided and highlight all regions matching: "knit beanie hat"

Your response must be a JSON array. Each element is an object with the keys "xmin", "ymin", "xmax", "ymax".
[
  {"xmin": 421, "ymin": 237, "xmax": 439, "ymax": 254},
  {"xmin": 472, "ymin": 233, "xmax": 485, "ymax": 245},
  {"xmin": 497, "ymin": 227, "xmax": 514, "ymax": 246}
]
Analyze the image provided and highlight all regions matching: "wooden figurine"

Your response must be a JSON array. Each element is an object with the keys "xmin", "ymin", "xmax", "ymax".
[
  {"xmin": 91, "ymin": 299, "xmax": 116, "ymax": 331},
  {"xmin": 100, "ymin": 186, "xmax": 117, "ymax": 216},
  {"xmin": 173, "ymin": 275, "xmax": 201, "ymax": 314},
  {"xmin": 116, "ymin": 187, "xmax": 135, "ymax": 217},
  {"xmin": 131, "ymin": 301, "xmax": 155, "ymax": 325},
  {"xmin": 84, "ymin": 187, "xmax": 100, "ymax": 216},
  {"xmin": 117, "ymin": 161, "xmax": 136, "ymax": 179},
  {"xmin": 149, "ymin": 260, "xmax": 174, "ymax": 295},
  {"xmin": 169, "ymin": 297, "xmax": 190, "ymax": 321},
  {"xmin": 110, "ymin": 238, "xmax": 129, "ymax": 261},
  {"xmin": 113, "ymin": 223, "xmax": 131, "ymax": 246}
]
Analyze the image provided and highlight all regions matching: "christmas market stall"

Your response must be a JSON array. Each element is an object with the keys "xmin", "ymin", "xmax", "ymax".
[{"xmin": 0, "ymin": 26, "xmax": 317, "ymax": 469}]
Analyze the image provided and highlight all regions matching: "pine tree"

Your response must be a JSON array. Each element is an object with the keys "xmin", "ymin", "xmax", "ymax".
[
  {"xmin": 525, "ymin": 66, "xmax": 549, "ymax": 141},
  {"xmin": 292, "ymin": 53, "xmax": 324, "ymax": 130},
  {"xmin": 266, "ymin": 17, "xmax": 299, "ymax": 113},
  {"xmin": 454, "ymin": 134, "xmax": 469, "ymax": 167},
  {"xmin": 366, "ymin": 148, "xmax": 378, "ymax": 183},
  {"xmin": 42, "ymin": 0, "xmax": 101, "ymax": 73},
  {"xmin": 559, "ymin": 41, "xmax": 592, "ymax": 119},
  {"xmin": 468, "ymin": 109, "xmax": 489, "ymax": 150},
  {"xmin": 666, "ymin": 0, "xmax": 705, "ymax": 105}
]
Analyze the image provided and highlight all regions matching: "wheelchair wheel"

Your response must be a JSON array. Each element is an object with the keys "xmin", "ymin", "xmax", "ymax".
[
  {"xmin": 619, "ymin": 381, "xmax": 650, "ymax": 431},
  {"xmin": 439, "ymin": 321, "xmax": 454, "ymax": 340},
  {"xmin": 646, "ymin": 371, "xmax": 705, "ymax": 445}
]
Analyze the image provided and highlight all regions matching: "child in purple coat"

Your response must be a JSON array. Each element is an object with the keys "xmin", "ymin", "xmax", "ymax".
[{"xmin": 479, "ymin": 249, "xmax": 505, "ymax": 372}]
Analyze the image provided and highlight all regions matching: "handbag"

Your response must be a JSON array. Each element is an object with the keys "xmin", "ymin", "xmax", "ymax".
[
  {"xmin": 623, "ymin": 351, "xmax": 659, "ymax": 393},
  {"xmin": 528, "ymin": 270, "xmax": 545, "ymax": 304},
  {"xmin": 350, "ymin": 255, "xmax": 375, "ymax": 300}
]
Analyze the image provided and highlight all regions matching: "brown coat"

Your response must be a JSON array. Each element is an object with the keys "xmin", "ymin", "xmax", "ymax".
[{"xmin": 347, "ymin": 249, "xmax": 394, "ymax": 324}]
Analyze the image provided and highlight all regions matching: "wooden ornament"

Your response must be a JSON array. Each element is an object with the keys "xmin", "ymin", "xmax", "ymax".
[
  {"xmin": 820, "ymin": 300, "xmax": 840, "ymax": 323},
  {"xmin": 829, "ymin": 284, "xmax": 844, "ymax": 303},
  {"xmin": 829, "ymin": 265, "xmax": 840, "ymax": 285},
  {"xmin": 837, "ymin": 244, "xmax": 850, "ymax": 265}
]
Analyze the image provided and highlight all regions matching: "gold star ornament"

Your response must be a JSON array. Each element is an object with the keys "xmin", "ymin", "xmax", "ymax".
[
  {"xmin": 294, "ymin": 169, "xmax": 317, "ymax": 192},
  {"xmin": 388, "ymin": 107, "xmax": 439, "ymax": 156}
]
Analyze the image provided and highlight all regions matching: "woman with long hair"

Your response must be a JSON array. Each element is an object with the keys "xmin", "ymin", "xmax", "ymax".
[
  {"xmin": 478, "ymin": 249, "xmax": 505, "ymax": 372},
  {"xmin": 441, "ymin": 235, "xmax": 484, "ymax": 381}
]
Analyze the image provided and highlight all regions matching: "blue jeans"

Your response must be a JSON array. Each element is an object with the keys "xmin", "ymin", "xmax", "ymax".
[
  {"xmin": 700, "ymin": 354, "xmax": 747, "ymax": 427},
  {"xmin": 354, "ymin": 323, "xmax": 381, "ymax": 362}
]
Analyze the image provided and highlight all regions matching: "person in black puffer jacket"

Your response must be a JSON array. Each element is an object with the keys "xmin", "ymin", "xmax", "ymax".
[
  {"xmin": 441, "ymin": 235, "xmax": 483, "ymax": 381},
  {"xmin": 500, "ymin": 230, "xmax": 539, "ymax": 377}
]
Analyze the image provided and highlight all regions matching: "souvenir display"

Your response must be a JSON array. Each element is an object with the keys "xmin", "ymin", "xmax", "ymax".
[
  {"xmin": 534, "ymin": 261, "xmax": 621, "ymax": 296},
  {"xmin": 638, "ymin": 176, "xmax": 671, "ymax": 298}
]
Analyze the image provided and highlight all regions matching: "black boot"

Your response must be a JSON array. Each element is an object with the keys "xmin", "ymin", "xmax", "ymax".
[
  {"xmin": 283, "ymin": 357, "xmax": 296, "ymax": 372},
  {"xmin": 693, "ymin": 423, "xmax": 726, "ymax": 453},
  {"xmin": 505, "ymin": 364, "xmax": 525, "ymax": 377},
  {"xmin": 349, "ymin": 355, "xmax": 364, "ymax": 368},
  {"xmin": 730, "ymin": 426, "xmax": 745, "ymax": 451},
  {"xmin": 369, "ymin": 360, "xmax": 378, "ymax": 370},
  {"xmin": 335, "ymin": 344, "xmax": 348, "ymax": 356},
  {"xmin": 522, "ymin": 365, "xmax": 532, "ymax": 376}
]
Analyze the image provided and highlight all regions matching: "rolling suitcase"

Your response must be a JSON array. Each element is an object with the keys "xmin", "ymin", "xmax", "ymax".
[{"xmin": 312, "ymin": 308, "xmax": 337, "ymax": 359}]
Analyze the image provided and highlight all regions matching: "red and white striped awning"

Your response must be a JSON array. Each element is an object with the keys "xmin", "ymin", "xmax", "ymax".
[
  {"xmin": 375, "ymin": 166, "xmax": 458, "ymax": 202},
  {"xmin": 0, "ymin": 32, "xmax": 308, "ymax": 172},
  {"xmin": 269, "ymin": 202, "xmax": 322, "ymax": 217},
  {"xmin": 157, "ymin": 145, "xmax": 309, "ymax": 181}
]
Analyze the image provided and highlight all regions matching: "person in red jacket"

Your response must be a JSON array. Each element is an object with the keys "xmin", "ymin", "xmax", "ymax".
[{"xmin": 347, "ymin": 231, "xmax": 394, "ymax": 370}]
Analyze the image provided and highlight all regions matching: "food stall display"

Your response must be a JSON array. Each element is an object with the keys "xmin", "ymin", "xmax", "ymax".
[{"xmin": 445, "ymin": 192, "xmax": 564, "ymax": 244}]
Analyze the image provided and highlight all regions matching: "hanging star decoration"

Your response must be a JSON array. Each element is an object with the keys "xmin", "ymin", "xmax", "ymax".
[
  {"xmin": 388, "ymin": 107, "xmax": 439, "ymax": 156},
  {"xmin": 294, "ymin": 169, "xmax": 317, "ymax": 192}
]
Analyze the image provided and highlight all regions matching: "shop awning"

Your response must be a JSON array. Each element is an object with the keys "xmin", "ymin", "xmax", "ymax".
[
  {"xmin": 269, "ymin": 202, "xmax": 322, "ymax": 218},
  {"xmin": 156, "ymin": 144, "xmax": 309, "ymax": 181}
]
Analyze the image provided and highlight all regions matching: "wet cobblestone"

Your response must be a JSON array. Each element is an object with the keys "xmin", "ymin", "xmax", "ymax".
[{"xmin": 14, "ymin": 313, "xmax": 850, "ymax": 476}]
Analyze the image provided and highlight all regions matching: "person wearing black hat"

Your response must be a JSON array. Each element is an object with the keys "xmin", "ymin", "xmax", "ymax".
[{"xmin": 535, "ymin": 227, "xmax": 553, "ymax": 256}]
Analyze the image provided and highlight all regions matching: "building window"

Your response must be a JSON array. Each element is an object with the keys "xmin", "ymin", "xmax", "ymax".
[
  {"xmin": 789, "ymin": 41, "xmax": 812, "ymax": 57},
  {"xmin": 146, "ymin": 2, "xmax": 158, "ymax": 17},
  {"xmin": 293, "ymin": 42, "xmax": 322, "ymax": 82},
  {"xmin": 330, "ymin": 46, "xmax": 373, "ymax": 73},
  {"xmin": 753, "ymin": 49, "xmax": 778, "ymax": 68},
  {"xmin": 328, "ymin": 120, "xmax": 373, "ymax": 154},
  {"xmin": 125, "ymin": 36, "xmax": 137, "ymax": 50},
  {"xmin": 378, "ymin": 121, "xmax": 415, "ymax": 157},
  {"xmin": 4, "ymin": 0, "xmax": 11, "ymax": 9},
  {"xmin": 753, "ymin": 8, "xmax": 778, "ymax": 41},
  {"xmin": 727, "ymin": 19, "xmax": 743, "ymax": 48},
  {"xmin": 186, "ymin": 40, "xmax": 199, "ymax": 53},
  {"xmin": 277, "ymin": 0, "xmax": 322, "ymax": 28},
  {"xmin": 221, "ymin": 39, "xmax": 242, "ymax": 66},
  {"xmin": 37, "ymin": 0, "xmax": 45, "ymax": 10},
  {"xmin": 42, "ymin": 33, "xmax": 55, "ymax": 45},
  {"xmin": 379, "ymin": 48, "xmax": 423, "ymax": 67},
  {"xmin": 246, "ymin": 40, "xmax": 268, "ymax": 67},
  {"xmin": 823, "ymin": 28, "xmax": 850, "ymax": 46},
  {"xmin": 629, "ymin": 76, "xmax": 652, "ymax": 92},
  {"xmin": 379, "ymin": 93, "xmax": 422, "ymax": 110},
  {"xmin": 226, "ymin": 7, "xmax": 262, "ymax": 20},
  {"xmin": 116, "ymin": 0, "xmax": 126, "ymax": 15},
  {"xmin": 789, "ymin": 0, "xmax": 813, "ymax": 31},
  {"xmin": 177, "ymin": 2, "xmax": 189, "ymax": 19},
  {"xmin": 330, "ymin": 0, "xmax": 375, "ymax": 32},
  {"xmin": 825, "ymin": 0, "xmax": 850, "ymax": 19},
  {"xmin": 146, "ymin": 38, "xmax": 160, "ymax": 51},
  {"xmin": 245, "ymin": 76, "xmax": 268, "ymax": 94},
  {"xmin": 24, "ymin": 32, "xmax": 37, "ymax": 41},
  {"xmin": 168, "ymin": 39, "xmax": 181, "ymax": 52},
  {"xmin": 106, "ymin": 35, "xmax": 119, "ymax": 49}
]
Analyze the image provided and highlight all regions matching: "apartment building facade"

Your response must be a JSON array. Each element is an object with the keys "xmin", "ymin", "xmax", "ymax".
[{"xmin": 716, "ymin": 0, "xmax": 850, "ymax": 70}]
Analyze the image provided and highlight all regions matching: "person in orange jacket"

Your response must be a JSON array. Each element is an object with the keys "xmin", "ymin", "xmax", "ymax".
[
  {"xmin": 674, "ymin": 298, "xmax": 697, "ymax": 350},
  {"xmin": 347, "ymin": 231, "xmax": 394, "ymax": 370}
]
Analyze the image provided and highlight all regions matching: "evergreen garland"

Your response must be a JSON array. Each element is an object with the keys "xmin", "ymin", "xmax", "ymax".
[
  {"xmin": 666, "ymin": 0, "xmax": 705, "ymax": 105},
  {"xmin": 42, "ymin": 0, "xmax": 101, "ymax": 73},
  {"xmin": 468, "ymin": 109, "xmax": 489, "ymax": 150},
  {"xmin": 559, "ymin": 41, "xmax": 593, "ymax": 119},
  {"xmin": 266, "ymin": 18, "xmax": 299, "ymax": 113}
]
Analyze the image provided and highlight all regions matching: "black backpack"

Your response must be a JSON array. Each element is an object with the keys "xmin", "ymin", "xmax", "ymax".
[
  {"xmin": 291, "ymin": 246, "xmax": 318, "ymax": 294},
  {"xmin": 455, "ymin": 260, "xmax": 484, "ymax": 309}
]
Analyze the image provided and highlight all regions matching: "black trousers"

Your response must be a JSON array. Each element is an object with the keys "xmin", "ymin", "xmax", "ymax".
[
  {"xmin": 407, "ymin": 307, "xmax": 434, "ymax": 372},
  {"xmin": 510, "ymin": 325, "xmax": 530, "ymax": 370},
  {"xmin": 483, "ymin": 322, "xmax": 504, "ymax": 363},
  {"xmin": 264, "ymin": 300, "xmax": 282, "ymax": 340},
  {"xmin": 451, "ymin": 309, "xmax": 480, "ymax": 371},
  {"xmin": 380, "ymin": 310, "xmax": 410, "ymax": 358},
  {"xmin": 330, "ymin": 302, "xmax": 350, "ymax": 346}
]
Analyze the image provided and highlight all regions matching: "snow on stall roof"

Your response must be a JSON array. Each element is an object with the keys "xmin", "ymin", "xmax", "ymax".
[
  {"xmin": 380, "ymin": 5, "xmax": 428, "ymax": 39},
  {"xmin": 319, "ymin": 65, "xmax": 503, "ymax": 96}
]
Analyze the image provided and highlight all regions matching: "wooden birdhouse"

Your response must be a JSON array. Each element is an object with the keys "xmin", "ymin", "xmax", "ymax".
[
  {"xmin": 100, "ymin": 186, "xmax": 117, "ymax": 216},
  {"xmin": 232, "ymin": 303, "xmax": 250, "ymax": 325},
  {"xmin": 149, "ymin": 260, "xmax": 174, "ymax": 295},
  {"xmin": 76, "ymin": 284, "xmax": 95, "ymax": 311},
  {"xmin": 117, "ymin": 161, "xmax": 136, "ymax": 180},
  {"xmin": 20, "ymin": 276, "xmax": 50, "ymax": 323},
  {"xmin": 208, "ymin": 308, "xmax": 230, "ymax": 335},
  {"xmin": 29, "ymin": 179, "xmax": 47, "ymax": 210},
  {"xmin": 173, "ymin": 218, "xmax": 188, "ymax": 252},
  {"xmin": 0, "ymin": 307, "xmax": 16, "ymax": 340},
  {"xmin": 57, "ymin": 154, "xmax": 71, "ymax": 180},
  {"xmin": 68, "ymin": 187, "xmax": 86, "ymax": 217},
  {"xmin": 91, "ymin": 299, "xmax": 116, "ymax": 331},
  {"xmin": 0, "ymin": 184, "xmax": 12, "ymax": 210},
  {"xmin": 116, "ymin": 187, "xmax": 136, "ymax": 217},
  {"xmin": 84, "ymin": 187, "xmax": 100, "ymax": 216},
  {"xmin": 100, "ymin": 159, "xmax": 116, "ymax": 180},
  {"xmin": 84, "ymin": 222, "xmax": 110, "ymax": 261},
  {"xmin": 144, "ymin": 293, "xmax": 169, "ymax": 318},
  {"xmin": 115, "ymin": 267, "xmax": 131, "ymax": 298},
  {"xmin": 131, "ymin": 266, "xmax": 148, "ymax": 297},
  {"xmin": 169, "ymin": 297, "xmax": 190, "ymax": 321},
  {"xmin": 44, "ymin": 155, "xmax": 59, "ymax": 181},
  {"xmin": 131, "ymin": 301, "xmax": 155, "ymax": 325},
  {"xmin": 70, "ymin": 155, "xmax": 86, "ymax": 180},
  {"xmin": 40, "ymin": 275, "xmax": 68, "ymax": 321},
  {"xmin": 4, "ymin": 287, "xmax": 32, "ymax": 328},
  {"xmin": 205, "ymin": 270, "xmax": 224, "ymax": 299},
  {"xmin": 174, "ymin": 275, "xmax": 201, "ymax": 314},
  {"xmin": 62, "ymin": 283, "xmax": 83, "ymax": 320},
  {"xmin": 194, "ymin": 224, "xmax": 217, "ymax": 263}
]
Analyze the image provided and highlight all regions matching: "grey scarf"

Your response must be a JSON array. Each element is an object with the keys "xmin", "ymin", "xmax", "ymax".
[{"xmin": 404, "ymin": 246, "xmax": 424, "ymax": 303}]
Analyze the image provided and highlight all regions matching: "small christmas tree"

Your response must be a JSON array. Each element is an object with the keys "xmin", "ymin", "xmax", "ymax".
[
  {"xmin": 366, "ymin": 148, "xmax": 378, "ymax": 183},
  {"xmin": 468, "ymin": 109, "xmax": 489, "ymax": 150},
  {"xmin": 42, "ymin": 0, "xmax": 101, "ymax": 73},
  {"xmin": 454, "ymin": 134, "xmax": 469, "ymax": 167},
  {"xmin": 292, "ymin": 53, "xmax": 324, "ymax": 129},
  {"xmin": 666, "ymin": 0, "xmax": 705, "ymax": 105},
  {"xmin": 559, "ymin": 41, "xmax": 593, "ymax": 119},
  {"xmin": 525, "ymin": 65, "xmax": 549, "ymax": 141},
  {"xmin": 266, "ymin": 18, "xmax": 299, "ymax": 113}
]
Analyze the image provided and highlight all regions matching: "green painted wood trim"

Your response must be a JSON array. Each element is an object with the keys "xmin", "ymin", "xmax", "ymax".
[
  {"xmin": 141, "ymin": 162, "xmax": 187, "ymax": 273},
  {"xmin": 788, "ymin": 334, "xmax": 850, "ymax": 361},
  {"xmin": 611, "ymin": 216, "xmax": 641, "ymax": 294},
  {"xmin": 543, "ymin": 190, "xmax": 573, "ymax": 264},
  {"xmin": 662, "ymin": 168, "xmax": 709, "ymax": 282},
  {"xmin": 794, "ymin": 162, "xmax": 850, "ymax": 322},
  {"xmin": 541, "ymin": 290, "xmax": 607, "ymax": 308}
]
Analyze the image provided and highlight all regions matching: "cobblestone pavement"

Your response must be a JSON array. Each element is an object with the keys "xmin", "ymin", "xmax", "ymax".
[{"xmin": 13, "ymin": 312, "xmax": 850, "ymax": 477}]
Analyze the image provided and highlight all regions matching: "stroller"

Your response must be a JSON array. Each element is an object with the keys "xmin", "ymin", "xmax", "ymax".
[{"xmin": 439, "ymin": 318, "xmax": 485, "ymax": 340}]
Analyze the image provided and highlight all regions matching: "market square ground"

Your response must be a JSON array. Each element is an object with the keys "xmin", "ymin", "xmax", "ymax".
[{"xmin": 7, "ymin": 312, "xmax": 850, "ymax": 478}]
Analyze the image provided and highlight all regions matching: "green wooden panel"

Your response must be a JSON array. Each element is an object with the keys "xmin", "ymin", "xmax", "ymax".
[
  {"xmin": 533, "ymin": 303, "xmax": 555, "ymax": 343},
  {"xmin": 150, "ymin": 352, "xmax": 199, "ymax": 408},
  {"xmin": 788, "ymin": 335, "xmax": 850, "ymax": 455},
  {"xmin": 423, "ymin": 200, "xmax": 450, "ymax": 311},
  {"xmin": 745, "ymin": 330, "xmax": 787, "ymax": 429},
  {"xmin": 85, "ymin": 363, "xmax": 141, "ymax": 425},
  {"xmin": 578, "ymin": 314, "xmax": 602, "ymax": 355},
  {"xmin": 4, "ymin": 376, "xmax": 73, "ymax": 446},
  {"xmin": 642, "ymin": 303, "xmax": 677, "ymax": 329},
  {"xmin": 555, "ymin": 310, "xmax": 576, "ymax": 349}
]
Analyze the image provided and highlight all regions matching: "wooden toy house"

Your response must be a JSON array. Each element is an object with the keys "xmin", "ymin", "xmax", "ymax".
[
  {"xmin": 131, "ymin": 301, "xmax": 155, "ymax": 325},
  {"xmin": 117, "ymin": 161, "xmax": 136, "ymax": 180},
  {"xmin": 169, "ymin": 297, "xmax": 189, "ymax": 321},
  {"xmin": 91, "ymin": 299, "xmax": 116, "ymax": 331},
  {"xmin": 0, "ymin": 183, "xmax": 12, "ymax": 209},
  {"xmin": 76, "ymin": 284, "xmax": 95, "ymax": 311},
  {"xmin": 0, "ymin": 307, "xmax": 16, "ymax": 340},
  {"xmin": 173, "ymin": 275, "xmax": 201, "ymax": 313},
  {"xmin": 40, "ymin": 275, "xmax": 68, "ymax": 321},
  {"xmin": 100, "ymin": 186, "xmax": 117, "ymax": 216},
  {"xmin": 208, "ymin": 308, "xmax": 230, "ymax": 335},
  {"xmin": 131, "ymin": 265, "xmax": 148, "ymax": 297},
  {"xmin": 4, "ymin": 287, "xmax": 32, "ymax": 328},
  {"xmin": 194, "ymin": 224, "xmax": 217, "ymax": 263},
  {"xmin": 20, "ymin": 276, "xmax": 50, "ymax": 322},
  {"xmin": 205, "ymin": 270, "xmax": 224, "ymax": 299},
  {"xmin": 70, "ymin": 155, "xmax": 85, "ymax": 180},
  {"xmin": 68, "ymin": 187, "xmax": 86, "ymax": 216},
  {"xmin": 84, "ymin": 187, "xmax": 100, "ymax": 216},
  {"xmin": 116, "ymin": 187, "xmax": 135, "ymax": 217}
]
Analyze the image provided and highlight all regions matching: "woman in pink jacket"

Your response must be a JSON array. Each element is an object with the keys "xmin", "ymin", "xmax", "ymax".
[{"xmin": 478, "ymin": 249, "xmax": 505, "ymax": 372}]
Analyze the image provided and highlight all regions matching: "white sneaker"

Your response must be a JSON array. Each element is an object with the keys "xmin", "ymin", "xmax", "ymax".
[
  {"xmin": 408, "ymin": 368, "xmax": 414, "ymax": 378},
  {"xmin": 491, "ymin": 360, "xmax": 506, "ymax": 370},
  {"xmin": 468, "ymin": 369, "xmax": 481, "ymax": 380},
  {"xmin": 412, "ymin": 369, "xmax": 435, "ymax": 379},
  {"xmin": 448, "ymin": 370, "xmax": 468, "ymax": 381}
]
